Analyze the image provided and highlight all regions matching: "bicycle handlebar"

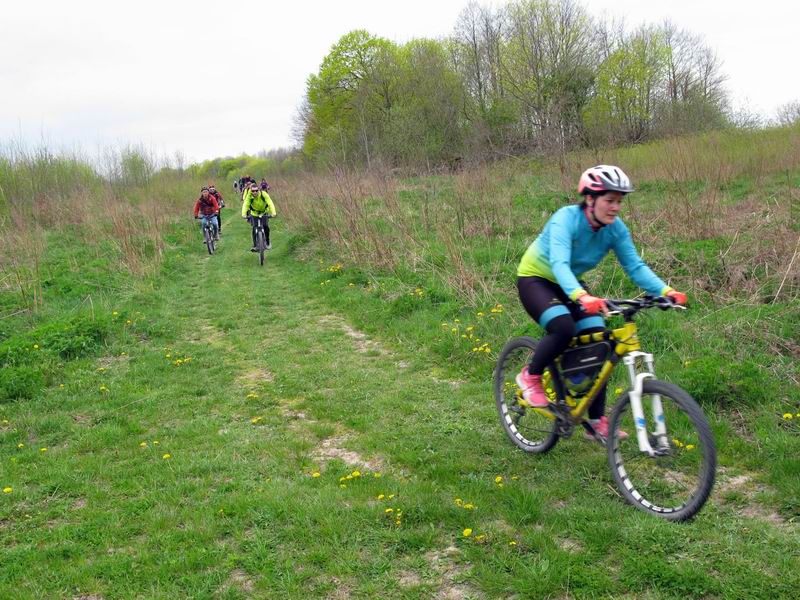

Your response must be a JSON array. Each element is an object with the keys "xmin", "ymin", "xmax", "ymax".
[{"xmin": 605, "ymin": 296, "xmax": 687, "ymax": 318}]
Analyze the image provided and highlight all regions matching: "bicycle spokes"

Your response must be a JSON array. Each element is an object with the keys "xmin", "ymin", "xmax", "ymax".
[
  {"xmin": 495, "ymin": 341, "xmax": 559, "ymax": 453},
  {"xmin": 610, "ymin": 385, "xmax": 715, "ymax": 519}
]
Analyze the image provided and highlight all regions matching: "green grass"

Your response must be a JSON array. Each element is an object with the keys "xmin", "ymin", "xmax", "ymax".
[{"xmin": 1, "ymin": 206, "xmax": 798, "ymax": 598}]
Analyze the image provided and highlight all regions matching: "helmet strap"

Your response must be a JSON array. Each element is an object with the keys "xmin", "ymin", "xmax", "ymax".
[{"xmin": 584, "ymin": 202, "xmax": 604, "ymax": 230}]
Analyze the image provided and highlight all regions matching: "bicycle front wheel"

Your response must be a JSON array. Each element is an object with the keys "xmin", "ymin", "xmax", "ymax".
[
  {"xmin": 257, "ymin": 229, "xmax": 265, "ymax": 266},
  {"xmin": 608, "ymin": 379, "xmax": 716, "ymax": 521},
  {"xmin": 204, "ymin": 228, "xmax": 214, "ymax": 255},
  {"xmin": 494, "ymin": 336, "xmax": 559, "ymax": 453}
]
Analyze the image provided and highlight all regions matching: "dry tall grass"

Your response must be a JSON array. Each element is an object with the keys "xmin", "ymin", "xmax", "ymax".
[
  {"xmin": 0, "ymin": 144, "xmax": 200, "ymax": 316},
  {"xmin": 277, "ymin": 126, "xmax": 800, "ymax": 305}
]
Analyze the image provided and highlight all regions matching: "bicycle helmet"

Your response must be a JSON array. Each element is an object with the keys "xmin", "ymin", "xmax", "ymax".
[{"xmin": 578, "ymin": 165, "xmax": 634, "ymax": 195}]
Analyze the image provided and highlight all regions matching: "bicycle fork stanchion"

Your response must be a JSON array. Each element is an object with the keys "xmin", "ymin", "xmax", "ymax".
[
  {"xmin": 643, "ymin": 353, "xmax": 670, "ymax": 450},
  {"xmin": 624, "ymin": 352, "xmax": 656, "ymax": 456}
]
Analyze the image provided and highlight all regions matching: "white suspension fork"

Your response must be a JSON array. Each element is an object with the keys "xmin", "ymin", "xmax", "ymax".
[{"xmin": 623, "ymin": 352, "xmax": 663, "ymax": 456}]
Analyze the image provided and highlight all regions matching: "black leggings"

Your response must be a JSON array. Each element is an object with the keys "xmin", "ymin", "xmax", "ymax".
[
  {"xmin": 517, "ymin": 276, "xmax": 608, "ymax": 419},
  {"xmin": 250, "ymin": 216, "xmax": 270, "ymax": 247}
]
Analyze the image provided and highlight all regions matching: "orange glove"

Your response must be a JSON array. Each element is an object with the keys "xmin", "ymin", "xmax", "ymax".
[
  {"xmin": 666, "ymin": 290, "xmax": 687, "ymax": 305},
  {"xmin": 578, "ymin": 294, "xmax": 607, "ymax": 315}
]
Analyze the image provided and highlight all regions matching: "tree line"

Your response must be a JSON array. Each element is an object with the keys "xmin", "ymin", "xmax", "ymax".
[{"xmin": 295, "ymin": 0, "xmax": 730, "ymax": 170}]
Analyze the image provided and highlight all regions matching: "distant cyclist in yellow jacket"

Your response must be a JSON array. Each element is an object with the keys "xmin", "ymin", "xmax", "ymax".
[{"xmin": 241, "ymin": 182, "xmax": 276, "ymax": 252}]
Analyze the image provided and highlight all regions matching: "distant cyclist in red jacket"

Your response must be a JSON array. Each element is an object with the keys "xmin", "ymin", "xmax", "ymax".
[{"xmin": 193, "ymin": 186, "xmax": 220, "ymax": 242}]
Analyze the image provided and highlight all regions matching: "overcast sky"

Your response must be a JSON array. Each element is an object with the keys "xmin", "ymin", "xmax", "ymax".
[{"xmin": 3, "ymin": 0, "xmax": 798, "ymax": 163}]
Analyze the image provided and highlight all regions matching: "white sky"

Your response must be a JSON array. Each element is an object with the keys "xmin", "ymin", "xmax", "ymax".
[{"xmin": 3, "ymin": 0, "xmax": 798, "ymax": 163}]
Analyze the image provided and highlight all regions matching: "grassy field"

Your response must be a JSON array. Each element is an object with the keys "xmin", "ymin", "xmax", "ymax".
[
  {"xmin": 1, "ymin": 129, "xmax": 799, "ymax": 598},
  {"xmin": 1, "ymin": 190, "xmax": 798, "ymax": 598}
]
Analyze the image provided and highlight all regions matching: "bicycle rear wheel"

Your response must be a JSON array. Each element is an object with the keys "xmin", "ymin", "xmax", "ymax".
[
  {"xmin": 494, "ymin": 336, "xmax": 559, "ymax": 453},
  {"xmin": 608, "ymin": 379, "xmax": 716, "ymax": 521}
]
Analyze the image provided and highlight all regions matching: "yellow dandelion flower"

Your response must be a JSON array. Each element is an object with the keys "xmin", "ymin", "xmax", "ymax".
[
  {"xmin": 153, "ymin": 441, "xmax": 159, "ymax": 445},
  {"xmin": 475, "ymin": 534, "xmax": 486, "ymax": 542},
  {"xmin": 385, "ymin": 508, "xmax": 394, "ymax": 513},
  {"xmin": 463, "ymin": 503, "xmax": 475, "ymax": 510},
  {"xmin": 509, "ymin": 540, "xmax": 517, "ymax": 546},
  {"xmin": 388, "ymin": 494, "xmax": 395, "ymax": 499},
  {"xmin": 139, "ymin": 442, "xmax": 147, "ymax": 448},
  {"xmin": 796, "ymin": 413, "xmax": 800, "ymax": 418},
  {"xmin": 497, "ymin": 482, "xmax": 504, "ymax": 488},
  {"xmin": 454, "ymin": 498, "xmax": 463, "ymax": 506},
  {"xmin": 511, "ymin": 475, "xmax": 519, "ymax": 481},
  {"xmin": 395, "ymin": 519, "xmax": 401, "ymax": 525},
  {"xmin": 40, "ymin": 448, "xmax": 47, "ymax": 453},
  {"xmin": 378, "ymin": 494, "xmax": 385, "ymax": 500},
  {"xmin": 1, "ymin": 419, "xmax": 8, "ymax": 425},
  {"xmin": 495, "ymin": 476, "xmax": 503, "ymax": 483},
  {"xmin": 615, "ymin": 387, "xmax": 623, "ymax": 395},
  {"xmin": 2, "ymin": 487, "xmax": 12, "ymax": 494},
  {"xmin": 463, "ymin": 528, "xmax": 473, "ymax": 537},
  {"xmin": 162, "ymin": 453, "xmax": 171, "ymax": 459},
  {"xmin": 17, "ymin": 443, "xmax": 24, "ymax": 449},
  {"xmin": 683, "ymin": 360, "xmax": 691, "ymax": 367},
  {"xmin": 685, "ymin": 444, "xmax": 696, "ymax": 450},
  {"xmin": 33, "ymin": 344, "xmax": 39, "ymax": 350},
  {"xmin": 451, "ymin": 328, "xmax": 458, "ymax": 333},
  {"xmin": 351, "ymin": 470, "xmax": 361, "ymax": 477},
  {"xmin": 166, "ymin": 354, "xmax": 171, "ymax": 358},
  {"xmin": 783, "ymin": 413, "xmax": 793, "ymax": 420},
  {"xmin": 59, "ymin": 384, "xmax": 65, "ymax": 388},
  {"xmin": 112, "ymin": 311, "xmax": 119, "ymax": 316},
  {"xmin": 346, "ymin": 475, "xmax": 353, "ymax": 480},
  {"xmin": 373, "ymin": 472, "xmax": 382, "ymax": 478},
  {"xmin": 454, "ymin": 319, "xmax": 460, "ymax": 323},
  {"xmin": 339, "ymin": 484, "xmax": 347, "ymax": 489},
  {"xmin": 126, "ymin": 320, "xmax": 132, "ymax": 325},
  {"xmin": 312, "ymin": 472, "xmax": 321, "ymax": 478}
]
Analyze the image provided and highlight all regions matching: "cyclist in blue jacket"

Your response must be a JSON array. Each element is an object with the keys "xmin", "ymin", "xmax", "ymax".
[{"xmin": 515, "ymin": 165, "xmax": 687, "ymax": 440}]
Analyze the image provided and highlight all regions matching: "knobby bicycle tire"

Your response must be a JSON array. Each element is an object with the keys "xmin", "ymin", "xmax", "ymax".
[
  {"xmin": 607, "ymin": 379, "xmax": 716, "ymax": 521},
  {"xmin": 204, "ymin": 227, "xmax": 215, "ymax": 255},
  {"xmin": 494, "ymin": 336, "xmax": 559, "ymax": 453},
  {"xmin": 257, "ymin": 229, "xmax": 265, "ymax": 266}
]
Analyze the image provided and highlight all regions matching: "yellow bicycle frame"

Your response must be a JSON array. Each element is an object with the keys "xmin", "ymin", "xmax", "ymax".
[{"xmin": 531, "ymin": 321, "xmax": 642, "ymax": 422}]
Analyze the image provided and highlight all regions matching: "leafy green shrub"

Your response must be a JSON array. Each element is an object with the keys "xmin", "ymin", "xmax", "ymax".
[
  {"xmin": 0, "ymin": 314, "xmax": 109, "ymax": 366},
  {"xmin": 681, "ymin": 356, "xmax": 771, "ymax": 408},
  {"xmin": 0, "ymin": 365, "xmax": 47, "ymax": 402}
]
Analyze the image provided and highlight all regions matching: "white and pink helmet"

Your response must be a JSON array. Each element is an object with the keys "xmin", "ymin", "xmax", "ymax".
[{"xmin": 578, "ymin": 165, "xmax": 634, "ymax": 195}]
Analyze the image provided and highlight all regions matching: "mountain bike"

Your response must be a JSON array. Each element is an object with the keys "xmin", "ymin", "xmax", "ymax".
[
  {"xmin": 249, "ymin": 214, "xmax": 272, "ymax": 266},
  {"xmin": 196, "ymin": 216, "xmax": 218, "ymax": 255},
  {"xmin": 494, "ymin": 296, "xmax": 716, "ymax": 521}
]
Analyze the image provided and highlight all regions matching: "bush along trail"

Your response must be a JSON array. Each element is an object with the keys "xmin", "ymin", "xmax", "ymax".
[{"xmin": 1, "ymin": 213, "xmax": 798, "ymax": 599}]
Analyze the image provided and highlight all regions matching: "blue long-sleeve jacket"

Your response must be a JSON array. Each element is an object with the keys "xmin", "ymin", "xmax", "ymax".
[{"xmin": 517, "ymin": 205, "xmax": 671, "ymax": 300}]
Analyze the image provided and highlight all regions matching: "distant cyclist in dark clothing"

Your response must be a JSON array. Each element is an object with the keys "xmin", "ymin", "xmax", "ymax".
[
  {"xmin": 208, "ymin": 184, "xmax": 225, "ymax": 235},
  {"xmin": 260, "ymin": 178, "xmax": 271, "ymax": 192}
]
